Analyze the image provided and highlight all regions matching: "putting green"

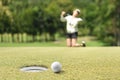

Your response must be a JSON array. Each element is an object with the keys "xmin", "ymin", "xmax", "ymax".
[{"xmin": 0, "ymin": 47, "xmax": 120, "ymax": 80}]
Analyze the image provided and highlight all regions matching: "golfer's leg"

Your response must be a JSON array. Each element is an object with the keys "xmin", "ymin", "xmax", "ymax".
[
  {"xmin": 72, "ymin": 38, "xmax": 80, "ymax": 47},
  {"xmin": 71, "ymin": 32, "xmax": 80, "ymax": 47},
  {"xmin": 72, "ymin": 38, "xmax": 76, "ymax": 47},
  {"xmin": 66, "ymin": 38, "xmax": 72, "ymax": 47}
]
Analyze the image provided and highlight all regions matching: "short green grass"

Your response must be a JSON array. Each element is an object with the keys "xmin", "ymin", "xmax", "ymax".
[
  {"xmin": 0, "ymin": 36, "xmax": 108, "ymax": 47},
  {"xmin": 0, "ymin": 41, "xmax": 105, "ymax": 47},
  {"xmin": 0, "ymin": 47, "xmax": 120, "ymax": 80}
]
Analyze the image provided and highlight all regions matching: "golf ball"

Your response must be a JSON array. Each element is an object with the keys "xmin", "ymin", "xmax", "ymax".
[
  {"xmin": 82, "ymin": 40, "xmax": 85, "ymax": 43},
  {"xmin": 51, "ymin": 61, "xmax": 62, "ymax": 73}
]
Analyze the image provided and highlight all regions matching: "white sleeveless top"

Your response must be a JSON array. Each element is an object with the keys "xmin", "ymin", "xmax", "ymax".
[{"xmin": 61, "ymin": 15, "xmax": 82, "ymax": 33}]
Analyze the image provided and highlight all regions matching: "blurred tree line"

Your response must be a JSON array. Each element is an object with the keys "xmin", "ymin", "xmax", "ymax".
[{"xmin": 0, "ymin": 0, "xmax": 120, "ymax": 46}]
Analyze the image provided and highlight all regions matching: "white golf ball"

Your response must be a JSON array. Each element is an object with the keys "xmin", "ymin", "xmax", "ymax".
[
  {"xmin": 82, "ymin": 40, "xmax": 85, "ymax": 43},
  {"xmin": 51, "ymin": 61, "xmax": 62, "ymax": 73}
]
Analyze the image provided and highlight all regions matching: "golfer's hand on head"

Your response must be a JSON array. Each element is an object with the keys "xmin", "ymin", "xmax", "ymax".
[{"xmin": 61, "ymin": 11, "xmax": 66, "ymax": 16}]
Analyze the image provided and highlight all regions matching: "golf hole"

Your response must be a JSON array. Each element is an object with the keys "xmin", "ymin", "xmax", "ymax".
[{"xmin": 20, "ymin": 65, "xmax": 48, "ymax": 72}]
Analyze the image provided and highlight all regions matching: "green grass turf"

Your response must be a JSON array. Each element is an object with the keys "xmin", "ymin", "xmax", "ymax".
[
  {"xmin": 0, "ymin": 36, "xmax": 108, "ymax": 47},
  {"xmin": 0, "ymin": 47, "xmax": 120, "ymax": 80},
  {"xmin": 0, "ymin": 41, "xmax": 105, "ymax": 47}
]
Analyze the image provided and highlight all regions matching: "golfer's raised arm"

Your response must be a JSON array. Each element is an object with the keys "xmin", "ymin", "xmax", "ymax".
[{"xmin": 60, "ymin": 11, "xmax": 66, "ymax": 22}]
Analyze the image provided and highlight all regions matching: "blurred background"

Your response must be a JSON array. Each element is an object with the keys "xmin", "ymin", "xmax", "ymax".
[{"xmin": 0, "ymin": 0, "xmax": 120, "ymax": 46}]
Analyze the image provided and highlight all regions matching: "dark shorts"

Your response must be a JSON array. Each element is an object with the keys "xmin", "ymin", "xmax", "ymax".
[{"xmin": 66, "ymin": 32, "xmax": 78, "ymax": 39}]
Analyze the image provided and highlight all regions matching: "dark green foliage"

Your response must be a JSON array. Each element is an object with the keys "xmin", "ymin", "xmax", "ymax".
[{"xmin": 0, "ymin": 0, "xmax": 120, "ymax": 46}]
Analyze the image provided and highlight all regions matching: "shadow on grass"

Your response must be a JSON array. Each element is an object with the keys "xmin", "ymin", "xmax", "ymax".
[{"xmin": 54, "ymin": 70, "xmax": 65, "ymax": 74}]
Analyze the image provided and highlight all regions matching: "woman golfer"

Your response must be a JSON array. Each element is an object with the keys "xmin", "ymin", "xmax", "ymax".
[{"xmin": 60, "ymin": 9, "xmax": 85, "ymax": 47}]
